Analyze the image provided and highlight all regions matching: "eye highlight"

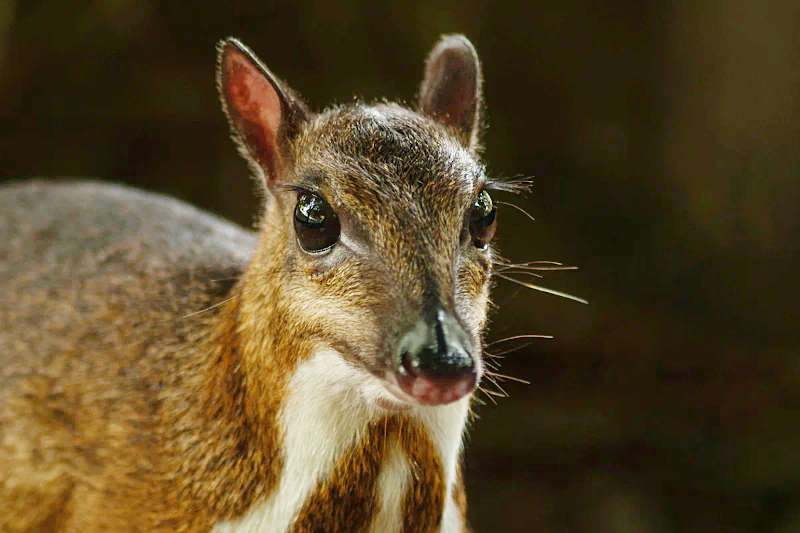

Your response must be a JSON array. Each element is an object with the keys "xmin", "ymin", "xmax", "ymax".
[
  {"xmin": 469, "ymin": 189, "xmax": 497, "ymax": 248},
  {"xmin": 294, "ymin": 191, "xmax": 340, "ymax": 253}
]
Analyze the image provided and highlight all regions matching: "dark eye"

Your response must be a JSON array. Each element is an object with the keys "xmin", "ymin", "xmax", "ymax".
[
  {"xmin": 469, "ymin": 189, "xmax": 497, "ymax": 248},
  {"xmin": 294, "ymin": 191, "xmax": 340, "ymax": 253}
]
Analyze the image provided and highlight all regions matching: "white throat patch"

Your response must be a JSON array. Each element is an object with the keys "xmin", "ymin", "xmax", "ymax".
[{"xmin": 213, "ymin": 349, "xmax": 469, "ymax": 533}]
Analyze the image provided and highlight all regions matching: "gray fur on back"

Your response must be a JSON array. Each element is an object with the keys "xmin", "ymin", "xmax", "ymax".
[
  {"xmin": 0, "ymin": 180, "xmax": 255, "ymax": 281},
  {"xmin": 0, "ymin": 179, "xmax": 256, "ymax": 369}
]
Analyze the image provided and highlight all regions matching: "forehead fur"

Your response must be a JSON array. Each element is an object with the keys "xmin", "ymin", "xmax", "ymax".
[
  {"xmin": 292, "ymin": 103, "xmax": 482, "ymax": 197},
  {"xmin": 288, "ymin": 103, "xmax": 488, "ymax": 301}
]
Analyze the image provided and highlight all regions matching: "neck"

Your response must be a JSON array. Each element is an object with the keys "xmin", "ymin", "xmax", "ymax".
[
  {"xmin": 196, "ymin": 238, "xmax": 472, "ymax": 532},
  {"xmin": 207, "ymin": 302, "xmax": 471, "ymax": 532}
]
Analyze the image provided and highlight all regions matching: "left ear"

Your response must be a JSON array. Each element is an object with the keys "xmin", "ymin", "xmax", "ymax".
[
  {"xmin": 418, "ymin": 34, "xmax": 483, "ymax": 150},
  {"xmin": 216, "ymin": 37, "xmax": 310, "ymax": 192}
]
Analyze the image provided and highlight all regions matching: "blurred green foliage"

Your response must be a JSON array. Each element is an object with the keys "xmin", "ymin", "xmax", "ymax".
[{"xmin": 1, "ymin": 1, "xmax": 799, "ymax": 531}]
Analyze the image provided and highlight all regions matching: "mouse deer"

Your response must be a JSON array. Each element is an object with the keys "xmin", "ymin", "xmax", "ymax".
[{"xmin": 0, "ymin": 34, "xmax": 509, "ymax": 532}]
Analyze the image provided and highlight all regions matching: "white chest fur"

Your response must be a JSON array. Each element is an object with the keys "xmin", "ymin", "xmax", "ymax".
[{"xmin": 213, "ymin": 350, "xmax": 469, "ymax": 533}]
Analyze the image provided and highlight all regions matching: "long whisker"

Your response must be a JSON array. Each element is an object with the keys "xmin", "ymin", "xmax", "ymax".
[
  {"xmin": 487, "ymin": 334, "xmax": 555, "ymax": 346},
  {"xmin": 472, "ymin": 395, "xmax": 488, "ymax": 407},
  {"xmin": 480, "ymin": 387, "xmax": 508, "ymax": 399},
  {"xmin": 496, "ymin": 201, "xmax": 536, "ymax": 223},
  {"xmin": 496, "ymin": 273, "xmax": 588, "ymax": 304},
  {"xmin": 498, "ymin": 270, "xmax": 544, "ymax": 279},
  {"xmin": 508, "ymin": 260, "xmax": 566, "ymax": 265},
  {"xmin": 182, "ymin": 295, "xmax": 236, "ymax": 319},
  {"xmin": 485, "ymin": 370, "xmax": 531, "ymax": 385},
  {"xmin": 483, "ymin": 375, "xmax": 510, "ymax": 398},
  {"xmin": 495, "ymin": 263, "xmax": 578, "ymax": 272},
  {"xmin": 494, "ymin": 259, "xmax": 569, "ymax": 267},
  {"xmin": 485, "ymin": 342, "xmax": 533, "ymax": 357},
  {"xmin": 476, "ymin": 386, "xmax": 499, "ymax": 405}
]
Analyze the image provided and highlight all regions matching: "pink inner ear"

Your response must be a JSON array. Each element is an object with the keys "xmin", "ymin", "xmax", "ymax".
[{"xmin": 223, "ymin": 49, "xmax": 282, "ymax": 176}]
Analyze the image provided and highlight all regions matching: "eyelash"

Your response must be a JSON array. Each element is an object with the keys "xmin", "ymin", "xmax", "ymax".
[{"xmin": 282, "ymin": 183, "xmax": 318, "ymax": 195}]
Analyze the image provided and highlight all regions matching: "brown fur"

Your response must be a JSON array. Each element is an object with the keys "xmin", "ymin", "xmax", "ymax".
[
  {"xmin": 0, "ymin": 35, "xmax": 501, "ymax": 531},
  {"xmin": 289, "ymin": 416, "xmax": 448, "ymax": 533},
  {"xmin": 453, "ymin": 464, "xmax": 470, "ymax": 533},
  {"xmin": 400, "ymin": 421, "xmax": 446, "ymax": 533}
]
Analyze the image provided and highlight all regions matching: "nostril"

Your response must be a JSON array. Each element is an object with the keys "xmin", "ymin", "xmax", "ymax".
[
  {"xmin": 400, "ymin": 350, "xmax": 419, "ymax": 377},
  {"xmin": 425, "ymin": 349, "xmax": 474, "ymax": 381},
  {"xmin": 404, "ymin": 345, "xmax": 474, "ymax": 384}
]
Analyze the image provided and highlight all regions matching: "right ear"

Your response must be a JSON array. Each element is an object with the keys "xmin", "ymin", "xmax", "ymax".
[
  {"xmin": 216, "ymin": 38, "xmax": 310, "ymax": 190},
  {"xmin": 418, "ymin": 34, "xmax": 482, "ymax": 150}
]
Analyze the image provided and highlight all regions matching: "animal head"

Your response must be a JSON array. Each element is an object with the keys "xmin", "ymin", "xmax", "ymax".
[{"xmin": 217, "ymin": 35, "xmax": 503, "ymax": 408}]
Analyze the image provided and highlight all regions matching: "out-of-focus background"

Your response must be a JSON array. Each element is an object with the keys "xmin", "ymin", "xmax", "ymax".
[{"xmin": 2, "ymin": 1, "xmax": 799, "ymax": 531}]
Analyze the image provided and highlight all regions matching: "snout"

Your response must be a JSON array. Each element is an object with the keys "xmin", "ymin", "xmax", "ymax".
[{"xmin": 394, "ymin": 307, "xmax": 478, "ymax": 405}]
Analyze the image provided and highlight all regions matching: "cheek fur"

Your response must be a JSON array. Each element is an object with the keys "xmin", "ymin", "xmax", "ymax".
[
  {"xmin": 455, "ymin": 258, "xmax": 491, "ymax": 334},
  {"xmin": 278, "ymin": 258, "xmax": 390, "ymax": 367}
]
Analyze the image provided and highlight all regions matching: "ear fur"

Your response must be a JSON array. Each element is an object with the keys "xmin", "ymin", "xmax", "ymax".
[
  {"xmin": 418, "ymin": 34, "xmax": 483, "ymax": 150},
  {"xmin": 216, "ymin": 37, "xmax": 310, "ymax": 190}
]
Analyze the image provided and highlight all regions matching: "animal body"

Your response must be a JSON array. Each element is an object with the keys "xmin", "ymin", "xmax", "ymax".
[{"xmin": 0, "ymin": 35, "xmax": 507, "ymax": 532}]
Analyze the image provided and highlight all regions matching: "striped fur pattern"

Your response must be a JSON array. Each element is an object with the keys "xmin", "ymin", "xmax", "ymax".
[{"xmin": 214, "ymin": 350, "xmax": 469, "ymax": 533}]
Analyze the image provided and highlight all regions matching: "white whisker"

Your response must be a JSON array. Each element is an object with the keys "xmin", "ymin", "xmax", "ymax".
[
  {"xmin": 496, "ymin": 273, "xmax": 588, "ymax": 304},
  {"xmin": 496, "ymin": 260, "xmax": 566, "ymax": 266},
  {"xmin": 487, "ymin": 334, "xmax": 554, "ymax": 346},
  {"xmin": 495, "ymin": 263, "xmax": 578, "ymax": 272},
  {"xmin": 182, "ymin": 295, "xmax": 236, "ymax": 319},
  {"xmin": 498, "ymin": 269, "xmax": 544, "ymax": 279},
  {"xmin": 496, "ymin": 201, "xmax": 536, "ymax": 223},
  {"xmin": 485, "ymin": 371, "xmax": 531, "ymax": 385}
]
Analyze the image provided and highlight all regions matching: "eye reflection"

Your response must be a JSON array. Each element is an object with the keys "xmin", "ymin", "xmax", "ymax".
[
  {"xmin": 469, "ymin": 189, "xmax": 497, "ymax": 248},
  {"xmin": 294, "ymin": 192, "xmax": 340, "ymax": 253}
]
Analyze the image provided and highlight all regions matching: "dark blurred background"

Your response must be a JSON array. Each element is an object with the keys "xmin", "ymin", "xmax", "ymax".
[{"xmin": 2, "ymin": 1, "xmax": 799, "ymax": 531}]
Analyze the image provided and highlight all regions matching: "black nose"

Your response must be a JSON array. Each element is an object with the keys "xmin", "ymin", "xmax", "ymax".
[{"xmin": 395, "ymin": 307, "xmax": 477, "ymax": 404}]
